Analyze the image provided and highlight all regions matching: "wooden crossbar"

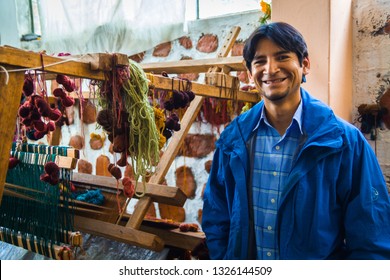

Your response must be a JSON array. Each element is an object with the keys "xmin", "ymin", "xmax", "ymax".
[
  {"xmin": 71, "ymin": 173, "xmax": 187, "ymax": 207},
  {"xmin": 141, "ymin": 56, "xmax": 246, "ymax": 74},
  {"xmin": 13, "ymin": 142, "xmax": 79, "ymax": 159},
  {"xmin": 10, "ymin": 150, "xmax": 77, "ymax": 170},
  {"xmin": 0, "ymin": 226, "xmax": 81, "ymax": 259}
]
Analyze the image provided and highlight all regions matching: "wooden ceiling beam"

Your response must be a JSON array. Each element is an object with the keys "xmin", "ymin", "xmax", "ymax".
[{"xmin": 141, "ymin": 56, "xmax": 246, "ymax": 74}]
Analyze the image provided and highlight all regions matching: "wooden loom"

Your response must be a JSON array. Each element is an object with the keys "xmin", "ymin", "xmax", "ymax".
[
  {"xmin": 2, "ymin": 142, "xmax": 80, "ymax": 259},
  {"xmin": 0, "ymin": 27, "xmax": 260, "ymax": 258}
]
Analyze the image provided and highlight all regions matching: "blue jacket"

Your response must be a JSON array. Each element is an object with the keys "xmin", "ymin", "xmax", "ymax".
[{"xmin": 202, "ymin": 88, "xmax": 390, "ymax": 259}]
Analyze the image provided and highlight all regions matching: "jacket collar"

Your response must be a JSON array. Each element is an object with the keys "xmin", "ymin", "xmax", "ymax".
[{"xmin": 218, "ymin": 88, "xmax": 345, "ymax": 150}]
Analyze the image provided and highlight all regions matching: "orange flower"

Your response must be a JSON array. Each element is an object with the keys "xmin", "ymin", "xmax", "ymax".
[
  {"xmin": 260, "ymin": 0, "xmax": 271, "ymax": 16},
  {"xmin": 259, "ymin": 0, "xmax": 271, "ymax": 24}
]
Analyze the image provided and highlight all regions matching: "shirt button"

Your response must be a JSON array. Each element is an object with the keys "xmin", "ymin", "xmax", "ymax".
[
  {"xmin": 267, "ymin": 226, "xmax": 272, "ymax": 230},
  {"xmin": 275, "ymin": 145, "xmax": 280, "ymax": 150},
  {"xmin": 271, "ymin": 198, "xmax": 276, "ymax": 203},
  {"xmin": 267, "ymin": 252, "xmax": 272, "ymax": 257},
  {"xmin": 273, "ymin": 171, "xmax": 277, "ymax": 176}
]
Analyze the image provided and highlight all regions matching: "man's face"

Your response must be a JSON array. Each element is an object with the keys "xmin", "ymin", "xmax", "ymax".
[{"xmin": 248, "ymin": 38, "xmax": 309, "ymax": 104}]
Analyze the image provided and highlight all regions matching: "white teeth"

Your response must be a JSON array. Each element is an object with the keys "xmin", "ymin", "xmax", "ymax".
[{"xmin": 264, "ymin": 78, "xmax": 285, "ymax": 84}]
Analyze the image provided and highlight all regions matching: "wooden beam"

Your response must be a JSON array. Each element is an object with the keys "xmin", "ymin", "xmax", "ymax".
[
  {"xmin": 117, "ymin": 213, "xmax": 205, "ymax": 251},
  {"xmin": 74, "ymin": 53, "xmax": 129, "ymax": 71},
  {"xmin": 10, "ymin": 151, "xmax": 77, "ymax": 170},
  {"xmin": 14, "ymin": 142, "xmax": 79, "ymax": 159},
  {"xmin": 0, "ymin": 46, "xmax": 105, "ymax": 80},
  {"xmin": 141, "ymin": 56, "xmax": 246, "ymax": 74},
  {"xmin": 140, "ymin": 225, "xmax": 205, "ymax": 251},
  {"xmin": 74, "ymin": 215, "xmax": 165, "ymax": 252},
  {"xmin": 71, "ymin": 173, "xmax": 187, "ymax": 206},
  {"xmin": 148, "ymin": 74, "xmax": 259, "ymax": 103},
  {"xmin": 0, "ymin": 226, "xmax": 74, "ymax": 259},
  {"xmin": 125, "ymin": 196, "xmax": 152, "ymax": 229},
  {"xmin": 219, "ymin": 26, "xmax": 241, "ymax": 57}
]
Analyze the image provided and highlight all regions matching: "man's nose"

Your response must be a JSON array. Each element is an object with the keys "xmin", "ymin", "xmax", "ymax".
[{"xmin": 264, "ymin": 59, "xmax": 279, "ymax": 74}]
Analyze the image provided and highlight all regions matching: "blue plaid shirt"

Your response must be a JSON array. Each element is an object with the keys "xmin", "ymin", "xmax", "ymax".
[{"xmin": 252, "ymin": 101, "xmax": 303, "ymax": 259}]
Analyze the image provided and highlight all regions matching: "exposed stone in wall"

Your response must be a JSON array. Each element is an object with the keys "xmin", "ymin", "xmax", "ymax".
[
  {"xmin": 231, "ymin": 40, "xmax": 244, "ymax": 56},
  {"xmin": 158, "ymin": 204, "xmax": 185, "ymax": 222},
  {"xmin": 196, "ymin": 34, "xmax": 218, "ymax": 53},
  {"xmin": 175, "ymin": 165, "xmax": 196, "ymax": 199},
  {"xmin": 90, "ymin": 135, "xmax": 104, "ymax": 150},
  {"xmin": 78, "ymin": 159, "xmax": 92, "ymax": 174},
  {"xmin": 95, "ymin": 155, "xmax": 111, "ymax": 177},
  {"xmin": 179, "ymin": 134, "xmax": 216, "ymax": 158},
  {"xmin": 81, "ymin": 100, "xmax": 97, "ymax": 124},
  {"xmin": 204, "ymin": 160, "xmax": 212, "ymax": 174},
  {"xmin": 69, "ymin": 135, "xmax": 84, "ymax": 149},
  {"xmin": 179, "ymin": 36, "xmax": 193, "ymax": 49},
  {"xmin": 152, "ymin": 42, "xmax": 172, "ymax": 57},
  {"xmin": 177, "ymin": 56, "xmax": 199, "ymax": 81},
  {"xmin": 129, "ymin": 51, "xmax": 146, "ymax": 63}
]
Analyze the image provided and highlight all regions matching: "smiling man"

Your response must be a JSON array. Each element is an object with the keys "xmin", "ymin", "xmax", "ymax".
[{"xmin": 202, "ymin": 22, "xmax": 390, "ymax": 260}]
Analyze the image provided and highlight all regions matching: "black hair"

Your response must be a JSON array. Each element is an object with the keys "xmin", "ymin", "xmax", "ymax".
[{"xmin": 243, "ymin": 22, "xmax": 309, "ymax": 73}]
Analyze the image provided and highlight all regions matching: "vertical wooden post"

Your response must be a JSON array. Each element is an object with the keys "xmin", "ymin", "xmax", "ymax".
[{"xmin": 0, "ymin": 70, "xmax": 24, "ymax": 204}]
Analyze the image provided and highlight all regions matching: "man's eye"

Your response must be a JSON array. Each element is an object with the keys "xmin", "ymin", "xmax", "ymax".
[
  {"xmin": 254, "ymin": 59, "xmax": 266, "ymax": 65},
  {"xmin": 277, "ymin": 55, "xmax": 289, "ymax": 61}
]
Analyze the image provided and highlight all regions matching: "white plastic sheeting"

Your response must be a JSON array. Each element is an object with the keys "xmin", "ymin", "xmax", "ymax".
[{"xmin": 38, "ymin": 0, "xmax": 187, "ymax": 55}]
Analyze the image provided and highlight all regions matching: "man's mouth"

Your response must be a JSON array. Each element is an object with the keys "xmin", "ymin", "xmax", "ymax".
[{"xmin": 262, "ymin": 77, "xmax": 287, "ymax": 84}]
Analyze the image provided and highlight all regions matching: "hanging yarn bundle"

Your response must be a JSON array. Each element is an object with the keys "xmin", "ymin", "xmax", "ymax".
[
  {"xmin": 18, "ymin": 78, "xmax": 59, "ymax": 140},
  {"xmin": 96, "ymin": 58, "xmax": 160, "ymax": 200},
  {"xmin": 153, "ymin": 106, "xmax": 167, "ymax": 149},
  {"xmin": 17, "ymin": 71, "xmax": 76, "ymax": 141},
  {"xmin": 151, "ymin": 74, "xmax": 196, "ymax": 143}
]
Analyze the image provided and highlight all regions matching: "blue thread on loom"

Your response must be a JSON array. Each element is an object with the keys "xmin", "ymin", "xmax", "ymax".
[{"xmin": 75, "ymin": 189, "xmax": 104, "ymax": 205}]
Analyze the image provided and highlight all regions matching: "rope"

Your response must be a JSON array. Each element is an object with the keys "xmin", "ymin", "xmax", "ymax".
[
  {"xmin": 0, "ymin": 65, "xmax": 9, "ymax": 85},
  {"xmin": 0, "ymin": 54, "xmax": 88, "ymax": 74}
]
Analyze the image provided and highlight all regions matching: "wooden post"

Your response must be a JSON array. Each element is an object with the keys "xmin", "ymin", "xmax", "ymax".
[{"xmin": 0, "ymin": 69, "xmax": 24, "ymax": 204}]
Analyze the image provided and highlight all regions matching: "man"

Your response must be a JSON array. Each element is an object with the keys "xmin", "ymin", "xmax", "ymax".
[{"xmin": 202, "ymin": 22, "xmax": 390, "ymax": 259}]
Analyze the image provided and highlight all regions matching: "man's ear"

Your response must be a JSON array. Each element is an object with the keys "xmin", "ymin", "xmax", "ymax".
[
  {"xmin": 247, "ymin": 70, "xmax": 254, "ymax": 83},
  {"xmin": 302, "ymin": 57, "xmax": 310, "ymax": 76}
]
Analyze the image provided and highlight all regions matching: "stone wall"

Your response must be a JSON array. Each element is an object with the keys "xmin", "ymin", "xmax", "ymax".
[
  {"xmin": 129, "ymin": 11, "xmax": 261, "ymax": 224},
  {"xmin": 56, "ymin": 11, "xmax": 261, "ymax": 226},
  {"xmin": 352, "ymin": 0, "xmax": 390, "ymax": 191}
]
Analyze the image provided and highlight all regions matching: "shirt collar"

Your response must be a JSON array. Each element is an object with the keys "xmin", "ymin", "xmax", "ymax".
[{"xmin": 253, "ymin": 99, "xmax": 304, "ymax": 135}]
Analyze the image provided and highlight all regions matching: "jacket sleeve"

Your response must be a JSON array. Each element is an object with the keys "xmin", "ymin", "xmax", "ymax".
[
  {"xmin": 202, "ymin": 146, "xmax": 231, "ymax": 259},
  {"xmin": 343, "ymin": 132, "xmax": 390, "ymax": 259}
]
